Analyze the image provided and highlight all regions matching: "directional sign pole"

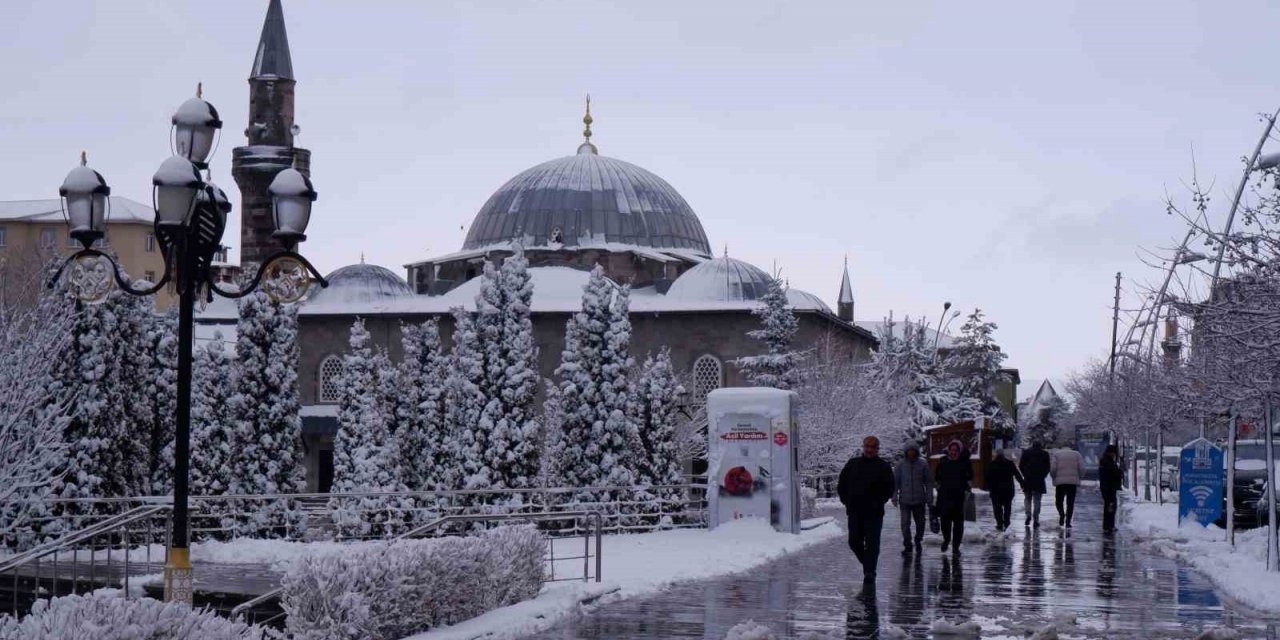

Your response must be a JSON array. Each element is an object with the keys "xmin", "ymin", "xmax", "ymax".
[
  {"xmin": 1267, "ymin": 402, "xmax": 1278, "ymax": 571},
  {"xmin": 1226, "ymin": 407, "xmax": 1238, "ymax": 547}
]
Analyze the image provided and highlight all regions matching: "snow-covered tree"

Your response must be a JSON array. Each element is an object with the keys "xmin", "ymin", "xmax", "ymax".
[
  {"xmin": 441, "ymin": 308, "xmax": 487, "ymax": 493},
  {"xmin": 1021, "ymin": 393, "xmax": 1071, "ymax": 447},
  {"xmin": 226, "ymin": 292, "xmax": 306, "ymax": 538},
  {"xmin": 548, "ymin": 267, "xmax": 641, "ymax": 504},
  {"xmin": 943, "ymin": 308, "xmax": 1010, "ymax": 431},
  {"xmin": 632, "ymin": 349, "xmax": 685, "ymax": 521},
  {"xmin": 735, "ymin": 276, "xmax": 803, "ymax": 390},
  {"xmin": 867, "ymin": 315, "xmax": 978, "ymax": 447},
  {"xmin": 395, "ymin": 320, "xmax": 447, "ymax": 493},
  {"xmin": 0, "ymin": 286, "xmax": 73, "ymax": 548},
  {"xmin": 191, "ymin": 332, "xmax": 233, "ymax": 496},
  {"xmin": 475, "ymin": 254, "xmax": 542, "ymax": 492},
  {"xmin": 329, "ymin": 319, "xmax": 410, "ymax": 537},
  {"xmin": 144, "ymin": 309, "xmax": 178, "ymax": 495}
]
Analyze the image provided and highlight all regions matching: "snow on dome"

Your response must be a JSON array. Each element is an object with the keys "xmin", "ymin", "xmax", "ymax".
[
  {"xmin": 666, "ymin": 256, "xmax": 774, "ymax": 302},
  {"xmin": 152, "ymin": 156, "xmax": 202, "ymax": 186},
  {"xmin": 60, "ymin": 165, "xmax": 109, "ymax": 194},
  {"xmin": 305, "ymin": 263, "xmax": 413, "ymax": 306},
  {"xmin": 268, "ymin": 167, "xmax": 315, "ymax": 197},
  {"xmin": 463, "ymin": 153, "xmax": 711, "ymax": 255},
  {"xmin": 786, "ymin": 288, "xmax": 831, "ymax": 313},
  {"xmin": 172, "ymin": 96, "xmax": 220, "ymax": 126}
]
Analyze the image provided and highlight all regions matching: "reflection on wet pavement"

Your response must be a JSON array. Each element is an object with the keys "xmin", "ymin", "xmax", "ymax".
[{"xmin": 523, "ymin": 490, "xmax": 1280, "ymax": 639}]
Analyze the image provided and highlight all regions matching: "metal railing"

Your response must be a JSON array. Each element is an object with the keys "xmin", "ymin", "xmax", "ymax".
[
  {"xmin": 1, "ymin": 504, "xmax": 172, "ymax": 617},
  {"xmin": 230, "ymin": 510, "xmax": 604, "ymax": 626}
]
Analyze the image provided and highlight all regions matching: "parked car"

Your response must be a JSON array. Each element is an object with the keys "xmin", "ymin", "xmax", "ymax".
[{"xmin": 1224, "ymin": 441, "xmax": 1275, "ymax": 530}]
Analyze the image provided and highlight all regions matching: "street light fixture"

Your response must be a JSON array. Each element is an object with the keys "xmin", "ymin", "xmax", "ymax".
[{"xmin": 48, "ymin": 87, "xmax": 328, "ymax": 604}]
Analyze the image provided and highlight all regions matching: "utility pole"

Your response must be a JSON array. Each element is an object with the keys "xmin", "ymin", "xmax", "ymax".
[{"xmin": 1109, "ymin": 271, "xmax": 1121, "ymax": 381}]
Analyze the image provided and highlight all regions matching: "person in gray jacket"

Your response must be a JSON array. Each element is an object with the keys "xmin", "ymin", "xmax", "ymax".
[
  {"xmin": 892, "ymin": 442, "xmax": 933, "ymax": 555},
  {"xmin": 1050, "ymin": 447, "xmax": 1086, "ymax": 528}
]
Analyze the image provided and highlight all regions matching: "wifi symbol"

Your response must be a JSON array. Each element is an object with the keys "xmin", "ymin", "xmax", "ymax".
[{"xmin": 1189, "ymin": 485, "xmax": 1213, "ymax": 507}]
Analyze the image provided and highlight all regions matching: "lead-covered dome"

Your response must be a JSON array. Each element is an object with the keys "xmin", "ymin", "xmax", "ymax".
[
  {"xmin": 666, "ymin": 256, "xmax": 774, "ymax": 302},
  {"xmin": 463, "ymin": 152, "xmax": 712, "ymax": 255},
  {"xmin": 306, "ymin": 263, "xmax": 413, "ymax": 305}
]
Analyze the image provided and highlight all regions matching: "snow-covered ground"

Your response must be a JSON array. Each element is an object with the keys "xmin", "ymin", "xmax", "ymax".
[
  {"xmin": 402, "ymin": 517, "xmax": 842, "ymax": 640},
  {"xmin": 1124, "ymin": 499, "xmax": 1280, "ymax": 615}
]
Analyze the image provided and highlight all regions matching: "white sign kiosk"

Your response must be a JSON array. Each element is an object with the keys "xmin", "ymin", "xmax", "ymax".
[{"xmin": 707, "ymin": 387, "xmax": 801, "ymax": 534}]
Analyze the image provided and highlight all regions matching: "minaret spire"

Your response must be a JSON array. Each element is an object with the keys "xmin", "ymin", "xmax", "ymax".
[
  {"xmin": 576, "ymin": 93, "xmax": 598, "ymax": 155},
  {"xmin": 251, "ymin": 0, "xmax": 294, "ymax": 80},
  {"xmin": 837, "ymin": 255, "xmax": 855, "ymax": 322}
]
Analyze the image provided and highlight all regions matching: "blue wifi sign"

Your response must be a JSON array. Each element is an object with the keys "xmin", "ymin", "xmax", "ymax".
[{"xmin": 1178, "ymin": 438, "xmax": 1225, "ymax": 527}]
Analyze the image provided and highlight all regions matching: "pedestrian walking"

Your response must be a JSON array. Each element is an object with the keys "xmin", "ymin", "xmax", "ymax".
[
  {"xmin": 892, "ymin": 442, "xmax": 933, "ymax": 555},
  {"xmin": 838, "ymin": 435, "xmax": 895, "ymax": 585},
  {"xmin": 1099, "ymin": 444, "xmax": 1123, "ymax": 533},
  {"xmin": 1050, "ymin": 446, "xmax": 1086, "ymax": 528},
  {"xmin": 1019, "ymin": 441, "xmax": 1051, "ymax": 528},
  {"xmin": 934, "ymin": 440, "xmax": 972, "ymax": 554},
  {"xmin": 984, "ymin": 448, "xmax": 1025, "ymax": 531}
]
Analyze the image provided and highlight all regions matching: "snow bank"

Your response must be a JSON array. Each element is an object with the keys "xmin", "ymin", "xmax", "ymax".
[
  {"xmin": 406, "ymin": 517, "xmax": 842, "ymax": 640},
  {"xmin": 723, "ymin": 619, "xmax": 775, "ymax": 640},
  {"xmin": 1123, "ymin": 500, "xmax": 1280, "ymax": 615},
  {"xmin": 0, "ymin": 594, "xmax": 274, "ymax": 639}
]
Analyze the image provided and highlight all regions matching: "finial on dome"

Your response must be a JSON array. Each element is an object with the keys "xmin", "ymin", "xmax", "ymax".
[
  {"xmin": 360, "ymin": 252, "xmax": 365, "ymax": 264},
  {"xmin": 80, "ymin": 150, "xmax": 87, "ymax": 166},
  {"xmin": 723, "ymin": 244, "xmax": 728, "ymax": 258},
  {"xmin": 576, "ymin": 93, "xmax": 598, "ymax": 155},
  {"xmin": 196, "ymin": 81, "xmax": 202, "ymax": 99}
]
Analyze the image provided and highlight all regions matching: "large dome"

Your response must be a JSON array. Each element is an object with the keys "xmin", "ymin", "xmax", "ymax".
[
  {"xmin": 463, "ymin": 151, "xmax": 712, "ymax": 255},
  {"xmin": 306, "ymin": 263, "xmax": 414, "ymax": 305}
]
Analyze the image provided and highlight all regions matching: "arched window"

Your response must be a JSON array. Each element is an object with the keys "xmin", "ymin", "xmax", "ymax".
[
  {"xmin": 691, "ymin": 354, "xmax": 723, "ymax": 405},
  {"xmin": 318, "ymin": 355, "xmax": 344, "ymax": 404}
]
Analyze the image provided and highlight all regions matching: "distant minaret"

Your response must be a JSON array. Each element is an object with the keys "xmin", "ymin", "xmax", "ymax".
[
  {"xmin": 837, "ymin": 256, "xmax": 855, "ymax": 322},
  {"xmin": 232, "ymin": 0, "xmax": 311, "ymax": 271}
]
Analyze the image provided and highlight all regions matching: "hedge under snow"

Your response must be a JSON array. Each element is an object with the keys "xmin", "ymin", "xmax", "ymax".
[
  {"xmin": 0, "ymin": 594, "xmax": 277, "ymax": 639},
  {"xmin": 282, "ymin": 525, "xmax": 545, "ymax": 640}
]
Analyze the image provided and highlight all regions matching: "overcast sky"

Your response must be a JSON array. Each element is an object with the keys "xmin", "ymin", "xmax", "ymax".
[{"xmin": 3, "ymin": 0, "xmax": 1278, "ymax": 390}]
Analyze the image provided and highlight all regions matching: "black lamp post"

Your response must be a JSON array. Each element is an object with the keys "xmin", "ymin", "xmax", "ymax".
[{"xmin": 50, "ymin": 87, "xmax": 327, "ymax": 604}]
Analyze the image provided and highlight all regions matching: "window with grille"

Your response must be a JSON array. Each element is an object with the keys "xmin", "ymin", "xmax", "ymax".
[
  {"xmin": 691, "ymin": 354, "xmax": 723, "ymax": 404},
  {"xmin": 318, "ymin": 355, "xmax": 344, "ymax": 404}
]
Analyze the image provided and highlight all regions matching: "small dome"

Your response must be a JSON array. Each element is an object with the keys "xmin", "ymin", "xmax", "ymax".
[
  {"xmin": 786, "ymin": 288, "xmax": 831, "ymax": 313},
  {"xmin": 306, "ymin": 263, "xmax": 413, "ymax": 305},
  {"xmin": 666, "ymin": 256, "xmax": 774, "ymax": 302}
]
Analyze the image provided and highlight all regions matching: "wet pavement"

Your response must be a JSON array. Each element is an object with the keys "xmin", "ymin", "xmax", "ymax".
[{"xmin": 524, "ymin": 490, "xmax": 1280, "ymax": 639}]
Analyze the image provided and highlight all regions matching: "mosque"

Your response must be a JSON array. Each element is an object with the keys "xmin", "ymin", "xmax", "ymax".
[{"xmin": 201, "ymin": 0, "xmax": 878, "ymax": 491}]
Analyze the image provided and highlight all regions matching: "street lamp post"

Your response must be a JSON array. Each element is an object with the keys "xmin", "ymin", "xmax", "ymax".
[{"xmin": 50, "ymin": 87, "xmax": 327, "ymax": 604}]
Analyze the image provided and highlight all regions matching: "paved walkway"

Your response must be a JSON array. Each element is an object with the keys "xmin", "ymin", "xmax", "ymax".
[{"xmin": 525, "ymin": 489, "xmax": 1280, "ymax": 639}]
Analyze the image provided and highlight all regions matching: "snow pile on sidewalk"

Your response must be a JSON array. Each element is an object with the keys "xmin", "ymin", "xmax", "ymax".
[
  {"xmin": 404, "ymin": 517, "xmax": 842, "ymax": 640},
  {"xmin": 724, "ymin": 619, "xmax": 775, "ymax": 640},
  {"xmin": 1124, "ymin": 501, "xmax": 1280, "ymax": 615}
]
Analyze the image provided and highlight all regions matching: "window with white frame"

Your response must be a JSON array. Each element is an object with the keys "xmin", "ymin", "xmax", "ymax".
[
  {"xmin": 691, "ymin": 354, "xmax": 723, "ymax": 405},
  {"xmin": 39, "ymin": 227, "xmax": 56, "ymax": 249},
  {"xmin": 318, "ymin": 355, "xmax": 345, "ymax": 403},
  {"xmin": 145, "ymin": 233, "xmax": 155, "ymax": 252}
]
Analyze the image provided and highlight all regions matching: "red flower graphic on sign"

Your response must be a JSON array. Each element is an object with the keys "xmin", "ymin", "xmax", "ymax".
[{"xmin": 723, "ymin": 466, "xmax": 754, "ymax": 496}]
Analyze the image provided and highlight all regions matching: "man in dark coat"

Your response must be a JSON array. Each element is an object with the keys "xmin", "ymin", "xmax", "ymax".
[
  {"xmin": 984, "ymin": 449, "xmax": 1025, "ymax": 531},
  {"xmin": 1018, "ymin": 441, "xmax": 1052, "ymax": 528},
  {"xmin": 934, "ymin": 440, "xmax": 973, "ymax": 554},
  {"xmin": 1099, "ymin": 444, "xmax": 1124, "ymax": 533},
  {"xmin": 838, "ymin": 435, "xmax": 895, "ymax": 585}
]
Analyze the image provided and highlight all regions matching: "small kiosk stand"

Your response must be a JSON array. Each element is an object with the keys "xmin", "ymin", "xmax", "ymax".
[{"xmin": 706, "ymin": 388, "xmax": 801, "ymax": 534}]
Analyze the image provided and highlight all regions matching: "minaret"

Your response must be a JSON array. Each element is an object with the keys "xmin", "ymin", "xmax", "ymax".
[
  {"xmin": 837, "ymin": 256, "xmax": 855, "ymax": 322},
  {"xmin": 232, "ymin": 0, "xmax": 310, "ymax": 271}
]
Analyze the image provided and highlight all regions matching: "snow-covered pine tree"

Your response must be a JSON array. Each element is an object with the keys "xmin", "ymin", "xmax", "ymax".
[
  {"xmin": 144, "ymin": 309, "xmax": 178, "ymax": 495},
  {"xmin": 226, "ymin": 292, "xmax": 306, "ymax": 538},
  {"xmin": 1021, "ymin": 395, "xmax": 1070, "ymax": 447},
  {"xmin": 395, "ymin": 320, "xmax": 448, "ymax": 493},
  {"xmin": 549, "ymin": 267, "xmax": 641, "ymax": 511},
  {"xmin": 475, "ymin": 254, "xmax": 542, "ymax": 494},
  {"xmin": 735, "ymin": 275, "xmax": 803, "ymax": 389},
  {"xmin": 632, "ymin": 349, "xmax": 685, "ymax": 524},
  {"xmin": 191, "ymin": 332, "xmax": 232, "ymax": 497},
  {"xmin": 109, "ymin": 292, "xmax": 155, "ymax": 497},
  {"xmin": 441, "ymin": 308, "xmax": 488, "ymax": 494},
  {"xmin": 329, "ymin": 318, "xmax": 411, "ymax": 537},
  {"xmin": 943, "ymin": 308, "xmax": 1010, "ymax": 431}
]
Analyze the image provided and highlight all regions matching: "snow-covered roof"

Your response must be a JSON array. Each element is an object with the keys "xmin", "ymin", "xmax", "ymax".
[
  {"xmin": 0, "ymin": 196, "xmax": 154, "ymax": 225},
  {"xmin": 666, "ymin": 256, "xmax": 774, "ymax": 303},
  {"xmin": 785, "ymin": 288, "xmax": 831, "ymax": 314},
  {"xmin": 856, "ymin": 320, "xmax": 956, "ymax": 349}
]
